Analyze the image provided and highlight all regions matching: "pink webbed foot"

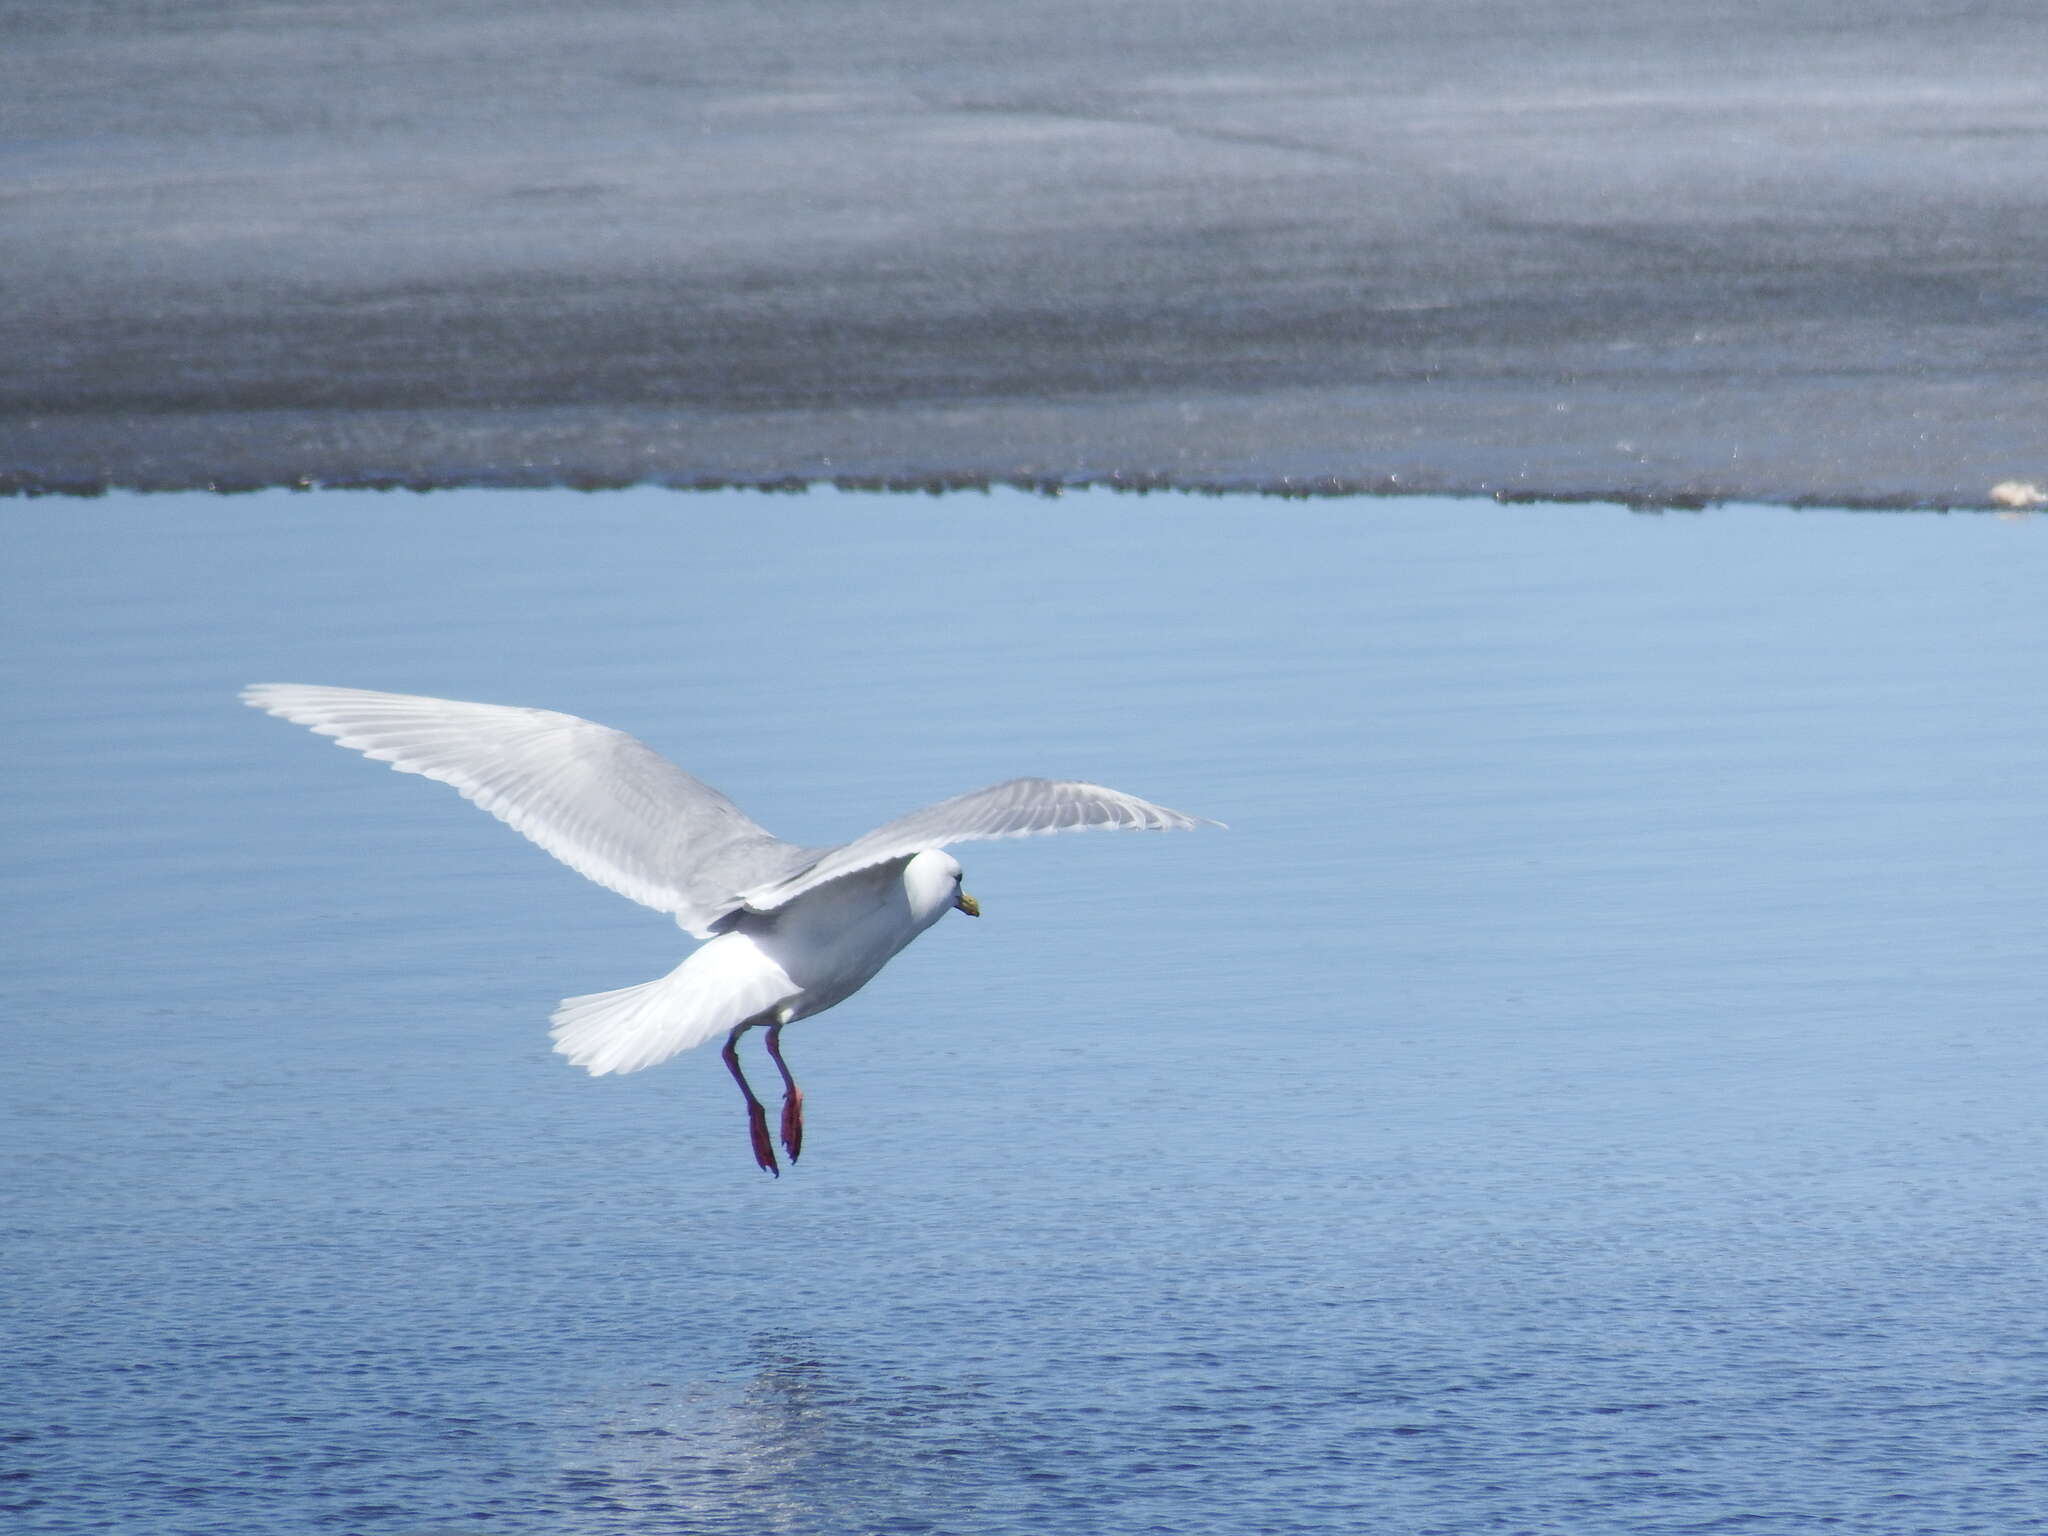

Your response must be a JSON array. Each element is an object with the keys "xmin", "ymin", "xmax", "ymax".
[
  {"xmin": 779, "ymin": 1085, "xmax": 805, "ymax": 1163},
  {"xmin": 765, "ymin": 1022, "xmax": 805, "ymax": 1162},
  {"xmin": 744, "ymin": 1096, "xmax": 780, "ymax": 1177}
]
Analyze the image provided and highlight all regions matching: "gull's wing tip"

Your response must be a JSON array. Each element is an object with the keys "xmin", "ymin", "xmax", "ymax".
[
  {"xmin": 240, "ymin": 682, "xmax": 316, "ymax": 712},
  {"xmin": 1138, "ymin": 806, "xmax": 1224, "ymax": 832},
  {"xmin": 1105, "ymin": 788, "xmax": 1224, "ymax": 833}
]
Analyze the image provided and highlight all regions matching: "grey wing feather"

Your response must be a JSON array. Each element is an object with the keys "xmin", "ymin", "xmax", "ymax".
[
  {"xmin": 241, "ymin": 684, "xmax": 812, "ymax": 936},
  {"xmin": 740, "ymin": 777, "xmax": 1218, "ymax": 911}
]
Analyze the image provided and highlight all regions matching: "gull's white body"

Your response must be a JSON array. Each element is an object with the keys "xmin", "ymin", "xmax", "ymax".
[
  {"xmin": 241, "ymin": 686, "xmax": 1215, "ymax": 1117},
  {"xmin": 550, "ymin": 853, "xmax": 964, "ymax": 1076}
]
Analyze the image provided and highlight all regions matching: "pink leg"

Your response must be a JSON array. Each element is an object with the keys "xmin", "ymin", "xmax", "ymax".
[
  {"xmin": 764, "ymin": 1022, "xmax": 804, "ymax": 1162},
  {"xmin": 722, "ymin": 1024, "xmax": 779, "ymax": 1177}
]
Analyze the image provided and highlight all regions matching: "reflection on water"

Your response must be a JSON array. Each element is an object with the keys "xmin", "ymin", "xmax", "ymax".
[
  {"xmin": 4, "ymin": 488, "xmax": 2048, "ymax": 1535},
  {"xmin": 567, "ymin": 1336, "xmax": 997, "ymax": 1535}
]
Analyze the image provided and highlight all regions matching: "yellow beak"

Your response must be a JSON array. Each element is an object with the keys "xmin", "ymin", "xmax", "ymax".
[{"xmin": 954, "ymin": 889, "xmax": 981, "ymax": 917}]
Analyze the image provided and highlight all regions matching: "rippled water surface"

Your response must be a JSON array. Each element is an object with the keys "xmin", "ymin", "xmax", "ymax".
[{"xmin": 6, "ymin": 489, "xmax": 2048, "ymax": 1535}]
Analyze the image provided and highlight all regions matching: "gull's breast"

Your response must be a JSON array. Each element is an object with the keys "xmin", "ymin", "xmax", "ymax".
[{"xmin": 746, "ymin": 859, "xmax": 937, "ymax": 1022}]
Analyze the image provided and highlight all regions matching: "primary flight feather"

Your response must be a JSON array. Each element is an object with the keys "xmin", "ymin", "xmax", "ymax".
[{"xmin": 242, "ymin": 684, "xmax": 1217, "ymax": 1173}]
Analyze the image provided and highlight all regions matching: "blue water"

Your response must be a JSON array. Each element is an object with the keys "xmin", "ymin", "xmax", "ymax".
[{"xmin": 5, "ymin": 489, "xmax": 2047, "ymax": 1535}]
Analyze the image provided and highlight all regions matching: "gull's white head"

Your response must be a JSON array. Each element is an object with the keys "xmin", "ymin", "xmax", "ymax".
[{"xmin": 905, "ymin": 849, "xmax": 980, "ymax": 923}]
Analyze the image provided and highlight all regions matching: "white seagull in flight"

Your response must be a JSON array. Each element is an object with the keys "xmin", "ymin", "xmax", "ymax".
[{"xmin": 242, "ymin": 685, "xmax": 1217, "ymax": 1174}]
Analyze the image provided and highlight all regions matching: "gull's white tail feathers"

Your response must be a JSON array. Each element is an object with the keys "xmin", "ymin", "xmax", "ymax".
[{"xmin": 549, "ymin": 933, "xmax": 797, "ymax": 1077}]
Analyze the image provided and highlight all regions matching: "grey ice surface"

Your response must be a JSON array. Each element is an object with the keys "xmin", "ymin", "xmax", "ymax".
[{"xmin": 4, "ymin": 1, "xmax": 2046, "ymax": 504}]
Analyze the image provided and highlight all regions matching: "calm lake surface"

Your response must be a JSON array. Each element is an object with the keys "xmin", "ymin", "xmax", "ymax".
[{"xmin": 5, "ymin": 489, "xmax": 2047, "ymax": 1535}]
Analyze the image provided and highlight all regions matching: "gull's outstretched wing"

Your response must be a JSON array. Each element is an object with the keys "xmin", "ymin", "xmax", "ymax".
[
  {"xmin": 740, "ymin": 777, "xmax": 1218, "ymax": 912},
  {"xmin": 241, "ymin": 685, "xmax": 812, "ymax": 936}
]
